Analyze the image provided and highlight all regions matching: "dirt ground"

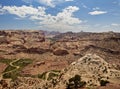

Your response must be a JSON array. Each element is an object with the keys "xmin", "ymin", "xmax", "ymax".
[
  {"xmin": 97, "ymin": 83, "xmax": 120, "ymax": 89},
  {"xmin": 0, "ymin": 63, "xmax": 7, "ymax": 74}
]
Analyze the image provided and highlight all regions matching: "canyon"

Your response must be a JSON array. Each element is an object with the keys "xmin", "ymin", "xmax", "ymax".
[{"xmin": 0, "ymin": 30, "xmax": 120, "ymax": 89}]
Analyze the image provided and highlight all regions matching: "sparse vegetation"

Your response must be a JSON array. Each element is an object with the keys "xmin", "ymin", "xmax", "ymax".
[
  {"xmin": 13, "ymin": 58, "xmax": 32, "ymax": 68},
  {"xmin": 3, "ymin": 65, "xmax": 16, "ymax": 73},
  {"xmin": 51, "ymin": 70, "xmax": 61, "ymax": 73},
  {"xmin": 2, "ymin": 58, "xmax": 32, "ymax": 80},
  {"xmin": 48, "ymin": 72, "xmax": 58, "ymax": 80},
  {"xmin": 0, "ymin": 59, "xmax": 13, "ymax": 65},
  {"xmin": 3, "ymin": 70, "xmax": 19, "ymax": 80},
  {"xmin": 38, "ymin": 72, "xmax": 47, "ymax": 80}
]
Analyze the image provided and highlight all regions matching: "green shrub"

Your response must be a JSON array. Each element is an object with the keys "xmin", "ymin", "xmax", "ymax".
[
  {"xmin": 100, "ymin": 80, "xmax": 109, "ymax": 86},
  {"xmin": 66, "ymin": 75, "xmax": 86, "ymax": 89}
]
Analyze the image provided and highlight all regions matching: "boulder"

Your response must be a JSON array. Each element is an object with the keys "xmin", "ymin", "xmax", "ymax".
[
  {"xmin": 53, "ymin": 48, "xmax": 69, "ymax": 56},
  {"xmin": 73, "ymin": 51, "xmax": 82, "ymax": 56}
]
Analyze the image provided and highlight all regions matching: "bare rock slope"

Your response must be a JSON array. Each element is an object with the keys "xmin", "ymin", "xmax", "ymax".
[{"xmin": 55, "ymin": 54, "xmax": 120, "ymax": 88}]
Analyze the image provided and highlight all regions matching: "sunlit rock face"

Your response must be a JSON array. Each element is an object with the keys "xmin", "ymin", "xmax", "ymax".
[{"xmin": 58, "ymin": 54, "xmax": 120, "ymax": 87}]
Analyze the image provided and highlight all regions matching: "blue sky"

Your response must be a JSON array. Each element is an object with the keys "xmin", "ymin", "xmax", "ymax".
[{"xmin": 0, "ymin": 0, "xmax": 120, "ymax": 32}]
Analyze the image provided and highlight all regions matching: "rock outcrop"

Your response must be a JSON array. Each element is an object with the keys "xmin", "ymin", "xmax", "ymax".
[
  {"xmin": 56, "ymin": 54, "xmax": 120, "ymax": 88},
  {"xmin": 0, "ymin": 30, "xmax": 120, "ymax": 89},
  {"xmin": 53, "ymin": 48, "xmax": 69, "ymax": 56},
  {"xmin": 0, "ymin": 30, "xmax": 45, "ymax": 45}
]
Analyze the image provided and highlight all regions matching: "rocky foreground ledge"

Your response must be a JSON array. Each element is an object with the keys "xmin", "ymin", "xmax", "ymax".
[{"xmin": 0, "ymin": 54, "xmax": 119, "ymax": 89}]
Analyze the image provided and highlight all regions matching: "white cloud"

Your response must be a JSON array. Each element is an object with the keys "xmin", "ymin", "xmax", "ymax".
[
  {"xmin": 0, "ymin": 5, "xmax": 84, "ymax": 32},
  {"xmin": 88, "ymin": 10, "xmax": 107, "ymax": 15},
  {"xmin": 0, "ymin": 4, "xmax": 2, "ymax": 8},
  {"xmin": 22, "ymin": 0, "xmax": 74, "ymax": 7},
  {"xmin": 1, "ymin": 5, "xmax": 46, "ymax": 18},
  {"xmin": 65, "ymin": 0, "xmax": 73, "ymax": 1},
  {"xmin": 33, "ymin": 6, "xmax": 82, "ymax": 31},
  {"xmin": 0, "ymin": 4, "xmax": 4, "ymax": 14},
  {"xmin": 111, "ymin": 23, "xmax": 120, "ymax": 27},
  {"xmin": 113, "ymin": 1, "xmax": 118, "ymax": 4},
  {"xmin": 94, "ymin": 24, "xmax": 101, "ymax": 27},
  {"xmin": 93, "ymin": 7, "xmax": 100, "ymax": 10},
  {"xmin": 37, "ymin": 0, "xmax": 55, "ymax": 7},
  {"xmin": 29, "ymin": 6, "xmax": 81, "ymax": 25},
  {"xmin": 81, "ymin": 3, "xmax": 88, "ymax": 9}
]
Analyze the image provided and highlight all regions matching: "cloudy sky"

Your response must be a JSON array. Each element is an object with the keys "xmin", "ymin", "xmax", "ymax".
[{"xmin": 0, "ymin": 0, "xmax": 120, "ymax": 32}]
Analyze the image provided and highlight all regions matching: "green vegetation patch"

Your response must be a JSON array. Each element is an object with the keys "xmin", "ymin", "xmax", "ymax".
[
  {"xmin": 2, "ymin": 58, "xmax": 33, "ymax": 80},
  {"xmin": 13, "ymin": 58, "xmax": 32, "ymax": 68},
  {"xmin": 51, "ymin": 70, "xmax": 61, "ymax": 73},
  {"xmin": 3, "ymin": 65, "xmax": 16, "ymax": 73},
  {"xmin": 38, "ymin": 70, "xmax": 60, "ymax": 80},
  {"xmin": 3, "ymin": 70, "xmax": 19, "ymax": 81},
  {"xmin": 0, "ymin": 59, "xmax": 13, "ymax": 65},
  {"xmin": 48, "ymin": 72, "xmax": 59, "ymax": 80},
  {"xmin": 38, "ymin": 72, "xmax": 47, "ymax": 80}
]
